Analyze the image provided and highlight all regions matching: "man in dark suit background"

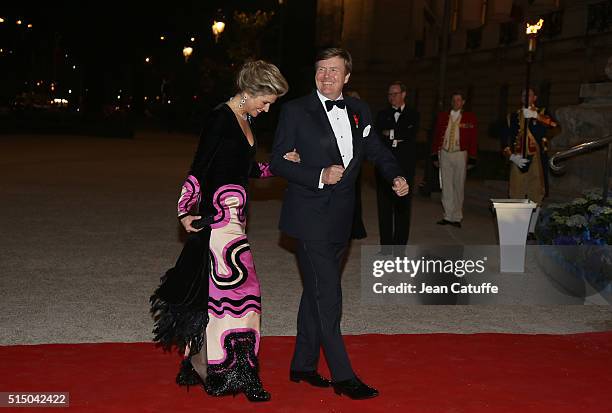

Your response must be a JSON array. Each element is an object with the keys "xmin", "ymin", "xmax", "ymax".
[
  {"xmin": 374, "ymin": 81, "xmax": 420, "ymax": 255},
  {"xmin": 270, "ymin": 47, "xmax": 409, "ymax": 400}
]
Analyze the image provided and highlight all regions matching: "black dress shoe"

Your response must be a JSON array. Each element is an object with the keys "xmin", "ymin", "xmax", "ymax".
[
  {"xmin": 332, "ymin": 377, "xmax": 379, "ymax": 400},
  {"xmin": 436, "ymin": 219, "xmax": 450, "ymax": 225},
  {"xmin": 449, "ymin": 221, "xmax": 461, "ymax": 228},
  {"xmin": 290, "ymin": 370, "xmax": 331, "ymax": 387}
]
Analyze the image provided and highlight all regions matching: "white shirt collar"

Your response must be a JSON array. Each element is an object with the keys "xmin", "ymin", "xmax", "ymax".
[{"xmin": 317, "ymin": 90, "xmax": 344, "ymax": 108}]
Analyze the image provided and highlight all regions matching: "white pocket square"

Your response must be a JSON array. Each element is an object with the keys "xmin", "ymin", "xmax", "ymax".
[{"xmin": 363, "ymin": 125, "xmax": 371, "ymax": 138}]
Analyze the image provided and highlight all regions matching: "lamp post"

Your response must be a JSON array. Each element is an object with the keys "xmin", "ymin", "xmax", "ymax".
[
  {"xmin": 212, "ymin": 9, "xmax": 226, "ymax": 43},
  {"xmin": 212, "ymin": 21, "xmax": 225, "ymax": 43},
  {"xmin": 520, "ymin": 19, "xmax": 544, "ymax": 169},
  {"xmin": 182, "ymin": 46, "xmax": 193, "ymax": 62}
]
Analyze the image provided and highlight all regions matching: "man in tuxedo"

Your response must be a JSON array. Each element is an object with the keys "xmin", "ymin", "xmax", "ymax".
[
  {"xmin": 431, "ymin": 92, "xmax": 478, "ymax": 228},
  {"xmin": 374, "ymin": 81, "xmax": 420, "ymax": 254},
  {"xmin": 270, "ymin": 47, "xmax": 409, "ymax": 400}
]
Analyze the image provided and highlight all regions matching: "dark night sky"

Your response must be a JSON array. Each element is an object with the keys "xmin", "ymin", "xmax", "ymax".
[
  {"xmin": 4, "ymin": 1, "xmax": 288, "ymax": 63},
  {"xmin": 1, "ymin": 1, "xmax": 317, "ymax": 105}
]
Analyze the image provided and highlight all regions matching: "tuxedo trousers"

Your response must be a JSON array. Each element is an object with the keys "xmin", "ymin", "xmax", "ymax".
[
  {"xmin": 375, "ymin": 171, "xmax": 413, "ymax": 253},
  {"xmin": 291, "ymin": 239, "xmax": 354, "ymax": 382}
]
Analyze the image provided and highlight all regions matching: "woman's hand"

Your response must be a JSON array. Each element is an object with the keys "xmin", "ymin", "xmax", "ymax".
[
  {"xmin": 283, "ymin": 149, "xmax": 301, "ymax": 163},
  {"xmin": 180, "ymin": 215, "xmax": 202, "ymax": 233}
]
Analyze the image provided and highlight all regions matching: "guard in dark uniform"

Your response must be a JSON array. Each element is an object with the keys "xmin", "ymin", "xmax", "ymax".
[
  {"xmin": 502, "ymin": 88, "xmax": 557, "ymax": 236},
  {"xmin": 502, "ymin": 88, "xmax": 557, "ymax": 204},
  {"xmin": 374, "ymin": 81, "xmax": 420, "ymax": 255}
]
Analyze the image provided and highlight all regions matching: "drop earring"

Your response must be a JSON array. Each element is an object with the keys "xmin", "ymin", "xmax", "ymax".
[{"xmin": 238, "ymin": 94, "xmax": 247, "ymax": 109}]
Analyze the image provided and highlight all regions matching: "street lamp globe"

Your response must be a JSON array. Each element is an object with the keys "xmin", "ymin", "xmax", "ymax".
[
  {"xmin": 212, "ymin": 20, "xmax": 225, "ymax": 43},
  {"xmin": 183, "ymin": 46, "xmax": 193, "ymax": 62}
]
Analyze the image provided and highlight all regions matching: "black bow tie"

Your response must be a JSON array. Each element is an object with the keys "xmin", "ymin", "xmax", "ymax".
[
  {"xmin": 393, "ymin": 107, "xmax": 403, "ymax": 114},
  {"xmin": 325, "ymin": 99, "xmax": 346, "ymax": 112}
]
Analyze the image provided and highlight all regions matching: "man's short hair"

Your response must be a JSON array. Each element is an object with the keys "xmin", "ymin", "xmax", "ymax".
[
  {"xmin": 521, "ymin": 87, "xmax": 537, "ymax": 95},
  {"xmin": 315, "ymin": 47, "xmax": 353, "ymax": 74},
  {"xmin": 450, "ymin": 91, "xmax": 466, "ymax": 100},
  {"xmin": 389, "ymin": 81, "xmax": 406, "ymax": 93}
]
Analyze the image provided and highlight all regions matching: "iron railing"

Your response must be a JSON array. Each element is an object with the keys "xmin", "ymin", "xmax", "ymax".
[{"xmin": 549, "ymin": 134, "xmax": 612, "ymax": 201}]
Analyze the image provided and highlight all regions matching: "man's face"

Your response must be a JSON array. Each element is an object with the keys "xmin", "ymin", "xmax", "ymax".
[
  {"xmin": 451, "ymin": 94, "xmax": 465, "ymax": 111},
  {"xmin": 387, "ymin": 85, "xmax": 406, "ymax": 108},
  {"xmin": 315, "ymin": 56, "xmax": 350, "ymax": 100},
  {"xmin": 521, "ymin": 89, "xmax": 537, "ymax": 106}
]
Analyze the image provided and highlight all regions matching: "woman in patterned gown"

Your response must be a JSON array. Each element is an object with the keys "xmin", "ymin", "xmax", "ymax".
[{"xmin": 150, "ymin": 61, "xmax": 296, "ymax": 402}]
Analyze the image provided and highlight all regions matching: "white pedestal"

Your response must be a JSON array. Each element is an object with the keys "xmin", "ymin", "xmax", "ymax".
[{"xmin": 491, "ymin": 199, "xmax": 538, "ymax": 273}]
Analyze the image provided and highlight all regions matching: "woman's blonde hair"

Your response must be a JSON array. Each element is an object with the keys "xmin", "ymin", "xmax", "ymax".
[{"xmin": 236, "ymin": 60, "xmax": 289, "ymax": 98}]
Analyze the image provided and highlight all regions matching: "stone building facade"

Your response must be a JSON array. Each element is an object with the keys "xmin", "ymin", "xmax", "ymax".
[{"xmin": 316, "ymin": 0, "xmax": 612, "ymax": 152}]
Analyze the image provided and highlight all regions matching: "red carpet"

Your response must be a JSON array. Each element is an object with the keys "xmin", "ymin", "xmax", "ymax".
[{"xmin": 1, "ymin": 333, "xmax": 611, "ymax": 413}]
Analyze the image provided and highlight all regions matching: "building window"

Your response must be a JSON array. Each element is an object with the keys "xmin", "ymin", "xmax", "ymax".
[
  {"xmin": 499, "ymin": 21, "xmax": 518, "ymax": 45},
  {"xmin": 587, "ymin": 0, "xmax": 612, "ymax": 33},
  {"xmin": 541, "ymin": 9, "xmax": 564, "ymax": 38},
  {"xmin": 415, "ymin": 40, "xmax": 425, "ymax": 58},
  {"xmin": 466, "ymin": 27, "xmax": 483, "ymax": 50}
]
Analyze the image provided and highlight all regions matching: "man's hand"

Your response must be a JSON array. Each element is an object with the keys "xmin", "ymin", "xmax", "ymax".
[
  {"xmin": 322, "ymin": 165, "xmax": 345, "ymax": 185},
  {"xmin": 283, "ymin": 148, "xmax": 301, "ymax": 163},
  {"xmin": 392, "ymin": 177, "xmax": 409, "ymax": 197}
]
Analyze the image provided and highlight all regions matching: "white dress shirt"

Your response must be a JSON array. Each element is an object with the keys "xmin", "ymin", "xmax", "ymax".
[
  {"xmin": 392, "ymin": 104, "xmax": 405, "ymax": 123},
  {"xmin": 317, "ymin": 91, "xmax": 353, "ymax": 188}
]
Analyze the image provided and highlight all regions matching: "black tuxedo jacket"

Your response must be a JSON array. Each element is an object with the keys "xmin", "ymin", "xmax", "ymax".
[
  {"xmin": 374, "ymin": 106, "xmax": 420, "ymax": 182},
  {"xmin": 271, "ymin": 91, "xmax": 404, "ymax": 242}
]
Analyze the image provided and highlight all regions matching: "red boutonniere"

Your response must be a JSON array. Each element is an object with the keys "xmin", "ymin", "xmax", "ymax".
[{"xmin": 353, "ymin": 114, "xmax": 360, "ymax": 128}]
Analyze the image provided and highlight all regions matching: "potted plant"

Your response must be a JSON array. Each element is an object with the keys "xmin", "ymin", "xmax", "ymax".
[{"xmin": 535, "ymin": 189, "xmax": 612, "ymax": 302}]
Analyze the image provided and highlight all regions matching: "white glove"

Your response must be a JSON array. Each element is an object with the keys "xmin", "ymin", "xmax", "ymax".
[
  {"xmin": 522, "ymin": 108, "xmax": 538, "ymax": 119},
  {"xmin": 509, "ymin": 154, "xmax": 528, "ymax": 168}
]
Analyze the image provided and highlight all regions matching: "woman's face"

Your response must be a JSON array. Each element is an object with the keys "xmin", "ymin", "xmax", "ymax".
[{"xmin": 245, "ymin": 94, "xmax": 278, "ymax": 117}]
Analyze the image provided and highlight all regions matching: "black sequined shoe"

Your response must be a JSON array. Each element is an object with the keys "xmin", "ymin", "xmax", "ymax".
[
  {"xmin": 176, "ymin": 358, "xmax": 203, "ymax": 387},
  {"xmin": 204, "ymin": 374, "xmax": 235, "ymax": 397},
  {"xmin": 244, "ymin": 385, "xmax": 271, "ymax": 402},
  {"xmin": 203, "ymin": 331, "xmax": 270, "ymax": 402}
]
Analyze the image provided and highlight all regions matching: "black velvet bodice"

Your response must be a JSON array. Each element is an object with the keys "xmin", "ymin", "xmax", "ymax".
[{"xmin": 189, "ymin": 104, "xmax": 258, "ymax": 217}]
